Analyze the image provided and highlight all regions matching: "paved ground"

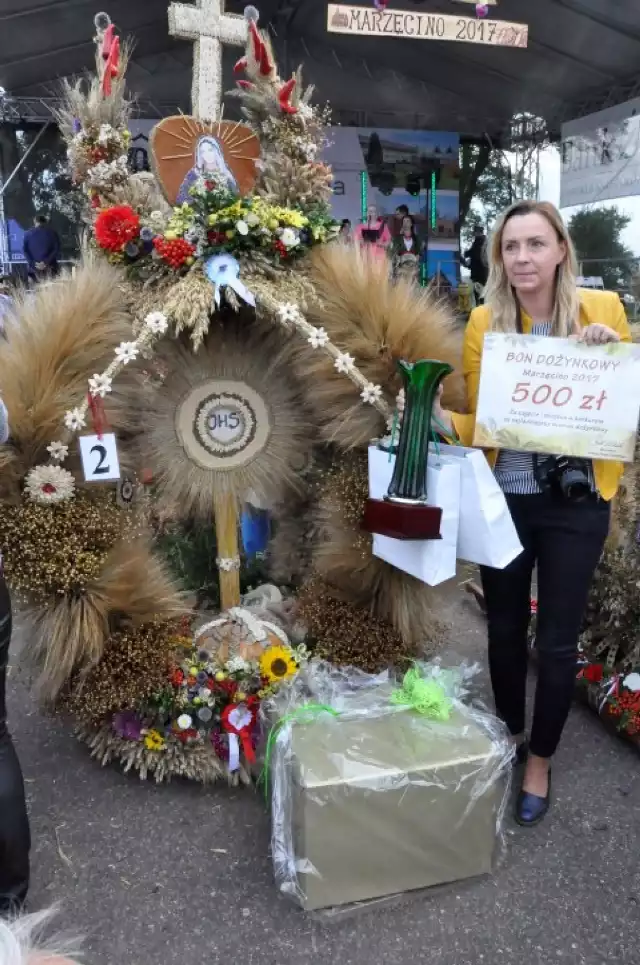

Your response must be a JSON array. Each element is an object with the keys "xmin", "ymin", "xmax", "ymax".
[{"xmin": 7, "ymin": 582, "xmax": 640, "ymax": 965}]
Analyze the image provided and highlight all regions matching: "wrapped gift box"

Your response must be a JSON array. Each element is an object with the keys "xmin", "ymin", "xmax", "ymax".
[{"xmin": 270, "ymin": 692, "xmax": 509, "ymax": 911}]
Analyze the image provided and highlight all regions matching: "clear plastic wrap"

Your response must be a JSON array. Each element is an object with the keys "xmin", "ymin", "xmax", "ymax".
[{"xmin": 262, "ymin": 659, "xmax": 513, "ymax": 913}]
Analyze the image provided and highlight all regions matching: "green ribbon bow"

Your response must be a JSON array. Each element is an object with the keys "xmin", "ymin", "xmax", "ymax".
[
  {"xmin": 259, "ymin": 702, "xmax": 340, "ymax": 802},
  {"xmin": 390, "ymin": 666, "xmax": 452, "ymax": 720}
]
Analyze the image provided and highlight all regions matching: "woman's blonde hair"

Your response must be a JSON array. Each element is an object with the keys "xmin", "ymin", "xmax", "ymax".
[{"xmin": 484, "ymin": 200, "xmax": 580, "ymax": 337}]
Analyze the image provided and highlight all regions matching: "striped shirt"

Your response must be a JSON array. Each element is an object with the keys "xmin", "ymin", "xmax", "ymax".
[{"xmin": 494, "ymin": 322, "xmax": 594, "ymax": 495}]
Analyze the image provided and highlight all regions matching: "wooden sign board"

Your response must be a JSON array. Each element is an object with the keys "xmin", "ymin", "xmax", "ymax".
[
  {"xmin": 327, "ymin": 4, "xmax": 528, "ymax": 49},
  {"xmin": 150, "ymin": 116, "xmax": 260, "ymax": 206}
]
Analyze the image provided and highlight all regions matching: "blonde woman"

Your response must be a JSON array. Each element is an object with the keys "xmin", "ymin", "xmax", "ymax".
[{"xmin": 434, "ymin": 200, "xmax": 631, "ymax": 827}]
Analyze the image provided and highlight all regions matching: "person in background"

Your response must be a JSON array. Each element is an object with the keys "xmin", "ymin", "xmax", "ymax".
[
  {"xmin": 0, "ymin": 397, "xmax": 31, "ymax": 913},
  {"xmin": 22, "ymin": 216, "xmax": 61, "ymax": 284},
  {"xmin": 391, "ymin": 214, "xmax": 423, "ymax": 284},
  {"xmin": 391, "ymin": 202, "xmax": 410, "ymax": 237},
  {"xmin": 464, "ymin": 224, "xmax": 488, "ymax": 305},
  {"xmin": 434, "ymin": 200, "xmax": 630, "ymax": 827},
  {"xmin": 354, "ymin": 203, "xmax": 391, "ymax": 260},
  {"xmin": 339, "ymin": 219, "xmax": 352, "ymax": 241}
]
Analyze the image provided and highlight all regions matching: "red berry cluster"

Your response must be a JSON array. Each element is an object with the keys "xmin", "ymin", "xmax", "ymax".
[
  {"xmin": 153, "ymin": 236, "xmax": 195, "ymax": 269},
  {"xmin": 273, "ymin": 240, "xmax": 288, "ymax": 258}
]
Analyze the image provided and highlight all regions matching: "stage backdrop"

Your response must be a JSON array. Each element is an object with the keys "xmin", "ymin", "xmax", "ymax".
[
  {"xmin": 561, "ymin": 98, "xmax": 640, "ymax": 208},
  {"xmin": 323, "ymin": 127, "xmax": 461, "ymax": 288}
]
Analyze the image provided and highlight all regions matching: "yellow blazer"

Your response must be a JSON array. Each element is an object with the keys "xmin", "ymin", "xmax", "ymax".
[{"xmin": 451, "ymin": 289, "xmax": 632, "ymax": 501}]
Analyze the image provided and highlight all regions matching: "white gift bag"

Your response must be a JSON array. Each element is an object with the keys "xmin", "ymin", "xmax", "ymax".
[
  {"xmin": 368, "ymin": 445, "xmax": 461, "ymax": 586},
  {"xmin": 428, "ymin": 443, "xmax": 523, "ymax": 569}
]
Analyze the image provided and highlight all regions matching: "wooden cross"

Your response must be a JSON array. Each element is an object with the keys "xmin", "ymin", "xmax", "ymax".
[{"xmin": 168, "ymin": 0, "xmax": 248, "ymax": 121}]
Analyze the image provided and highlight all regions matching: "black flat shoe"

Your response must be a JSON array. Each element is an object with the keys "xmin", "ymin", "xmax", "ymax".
[{"xmin": 515, "ymin": 771, "xmax": 551, "ymax": 827}]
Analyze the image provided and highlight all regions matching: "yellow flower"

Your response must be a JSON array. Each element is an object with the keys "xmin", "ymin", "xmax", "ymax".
[
  {"xmin": 215, "ymin": 671, "xmax": 226, "ymax": 682},
  {"xmin": 185, "ymin": 256, "xmax": 195, "ymax": 266},
  {"xmin": 260, "ymin": 645, "xmax": 298, "ymax": 685},
  {"xmin": 235, "ymin": 691, "xmax": 247, "ymax": 702},
  {"xmin": 225, "ymin": 229, "xmax": 235, "ymax": 239},
  {"xmin": 164, "ymin": 230, "xmax": 177, "ymax": 241},
  {"xmin": 144, "ymin": 729, "xmax": 164, "ymax": 752},
  {"xmin": 189, "ymin": 666, "xmax": 198, "ymax": 676},
  {"xmin": 268, "ymin": 218, "xmax": 279, "ymax": 230}
]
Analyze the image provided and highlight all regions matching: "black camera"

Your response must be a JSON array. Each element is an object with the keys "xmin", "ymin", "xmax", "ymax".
[{"xmin": 533, "ymin": 455, "xmax": 591, "ymax": 502}]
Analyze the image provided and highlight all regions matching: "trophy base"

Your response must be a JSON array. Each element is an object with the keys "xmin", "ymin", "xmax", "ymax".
[{"xmin": 362, "ymin": 498, "xmax": 442, "ymax": 541}]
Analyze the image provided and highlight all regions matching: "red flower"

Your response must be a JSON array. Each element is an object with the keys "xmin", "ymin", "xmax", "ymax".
[
  {"xmin": 584, "ymin": 663, "xmax": 604, "ymax": 684},
  {"xmin": 95, "ymin": 205, "xmax": 140, "ymax": 252},
  {"xmin": 207, "ymin": 229, "xmax": 225, "ymax": 245},
  {"xmin": 273, "ymin": 240, "xmax": 288, "ymax": 258},
  {"xmin": 153, "ymin": 236, "xmax": 195, "ymax": 270},
  {"xmin": 170, "ymin": 668, "xmax": 185, "ymax": 687},
  {"xmin": 204, "ymin": 180, "xmax": 216, "ymax": 191}
]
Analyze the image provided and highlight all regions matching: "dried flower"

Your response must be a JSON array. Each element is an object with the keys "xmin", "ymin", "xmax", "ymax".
[
  {"xmin": 88, "ymin": 373, "xmax": 113, "ymax": 398},
  {"xmin": 334, "ymin": 352, "xmax": 355, "ymax": 374},
  {"xmin": 114, "ymin": 341, "xmax": 139, "ymax": 365},
  {"xmin": 25, "ymin": 465, "xmax": 76, "ymax": 505},
  {"xmin": 145, "ymin": 311, "xmax": 169, "ymax": 335},
  {"xmin": 46, "ymin": 441, "xmax": 69, "ymax": 462},
  {"xmin": 307, "ymin": 326, "xmax": 329, "ymax": 349},
  {"xmin": 361, "ymin": 382, "xmax": 383, "ymax": 405},
  {"xmin": 277, "ymin": 303, "xmax": 301, "ymax": 326},
  {"xmin": 64, "ymin": 407, "xmax": 86, "ymax": 432}
]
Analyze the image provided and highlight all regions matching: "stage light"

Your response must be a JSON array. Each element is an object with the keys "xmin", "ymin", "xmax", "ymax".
[{"xmin": 406, "ymin": 174, "xmax": 421, "ymax": 196}]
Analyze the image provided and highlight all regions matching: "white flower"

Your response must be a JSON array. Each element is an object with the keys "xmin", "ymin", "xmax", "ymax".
[
  {"xmin": 88, "ymin": 373, "xmax": 113, "ymax": 398},
  {"xmin": 97, "ymin": 123, "xmax": 115, "ymax": 145},
  {"xmin": 396, "ymin": 388, "xmax": 405, "ymax": 413},
  {"xmin": 46, "ymin": 441, "xmax": 69, "ymax": 462},
  {"xmin": 226, "ymin": 655, "xmax": 249, "ymax": 674},
  {"xmin": 236, "ymin": 220, "xmax": 249, "ymax": 236},
  {"xmin": 245, "ymin": 211, "xmax": 260, "ymax": 227},
  {"xmin": 114, "ymin": 341, "xmax": 140, "ymax": 365},
  {"xmin": 64, "ymin": 407, "xmax": 86, "ymax": 432},
  {"xmin": 198, "ymin": 687, "xmax": 212, "ymax": 701},
  {"xmin": 308, "ymin": 326, "xmax": 329, "ymax": 349},
  {"xmin": 361, "ymin": 382, "xmax": 383, "ymax": 405},
  {"xmin": 25, "ymin": 465, "xmax": 75, "ymax": 505},
  {"xmin": 177, "ymin": 714, "xmax": 193, "ymax": 731},
  {"xmin": 280, "ymin": 227, "xmax": 300, "ymax": 249},
  {"xmin": 623, "ymin": 672, "xmax": 640, "ymax": 692},
  {"xmin": 145, "ymin": 311, "xmax": 168, "ymax": 335},
  {"xmin": 277, "ymin": 303, "xmax": 301, "ymax": 326},
  {"xmin": 334, "ymin": 352, "xmax": 355, "ymax": 374}
]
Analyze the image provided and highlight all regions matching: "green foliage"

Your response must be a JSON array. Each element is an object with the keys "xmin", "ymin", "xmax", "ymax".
[
  {"xmin": 568, "ymin": 206, "xmax": 636, "ymax": 290},
  {"xmin": 2, "ymin": 126, "xmax": 83, "ymax": 257},
  {"xmin": 460, "ymin": 144, "xmax": 534, "ymax": 250},
  {"xmin": 156, "ymin": 520, "xmax": 270, "ymax": 610}
]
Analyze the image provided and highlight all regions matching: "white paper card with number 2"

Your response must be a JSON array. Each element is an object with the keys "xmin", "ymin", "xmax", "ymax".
[
  {"xmin": 79, "ymin": 433, "xmax": 121, "ymax": 482},
  {"xmin": 473, "ymin": 334, "xmax": 640, "ymax": 462}
]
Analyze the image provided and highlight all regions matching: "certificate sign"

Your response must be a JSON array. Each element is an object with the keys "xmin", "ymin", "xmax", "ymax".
[
  {"xmin": 473, "ymin": 334, "xmax": 640, "ymax": 463},
  {"xmin": 327, "ymin": 5, "xmax": 528, "ymax": 48}
]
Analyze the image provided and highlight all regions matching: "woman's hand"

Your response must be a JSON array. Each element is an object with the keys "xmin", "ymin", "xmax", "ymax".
[
  {"xmin": 578, "ymin": 323, "xmax": 621, "ymax": 346},
  {"xmin": 432, "ymin": 384, "xmax": 454, "ymax": 436}
]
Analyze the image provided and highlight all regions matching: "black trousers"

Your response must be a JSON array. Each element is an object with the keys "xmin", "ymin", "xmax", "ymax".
[
  {"xmin": 480, "ymin": 493, "xmax": 609, "ymax": 759},
  {"xmin": 0, "ymin": 577, "xmax": 30, "ymax": 913}
]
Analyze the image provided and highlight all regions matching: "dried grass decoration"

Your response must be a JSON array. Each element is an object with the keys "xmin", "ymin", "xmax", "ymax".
[
  {"xmin": 292, "ymin": 243, "xmax": 465, "ymax": 450},
  {"xmin": 139, "ymin": 325, "xmax": 313, "ymax": 518}
]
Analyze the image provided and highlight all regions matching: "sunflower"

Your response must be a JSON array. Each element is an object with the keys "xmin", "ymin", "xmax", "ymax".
[
  {"xmin": 144, "ymin": 729, "xmax": 165, "ymax": 752},
  {"xmin": 260, "ymin": 645, "xmax": 298, "ymax": 685}
]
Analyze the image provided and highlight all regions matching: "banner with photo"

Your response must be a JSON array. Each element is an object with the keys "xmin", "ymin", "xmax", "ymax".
[
  {"xmin": 560, "ymin": 98, "xmax": 640, "ymax": 207},
  {"xmin": 323, "ymin": 126, "xmax": 461, "ymax": 289}
]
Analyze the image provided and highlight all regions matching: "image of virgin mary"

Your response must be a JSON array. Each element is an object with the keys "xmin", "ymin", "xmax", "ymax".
[{"xmin": 176, "ymin": 134, "xmax": 239, "ymax": 203}]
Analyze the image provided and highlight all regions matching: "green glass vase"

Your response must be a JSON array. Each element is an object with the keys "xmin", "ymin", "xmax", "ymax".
[{"xmin": 387, "ymin": 359, "xmax": 453, "ymax": 503}]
